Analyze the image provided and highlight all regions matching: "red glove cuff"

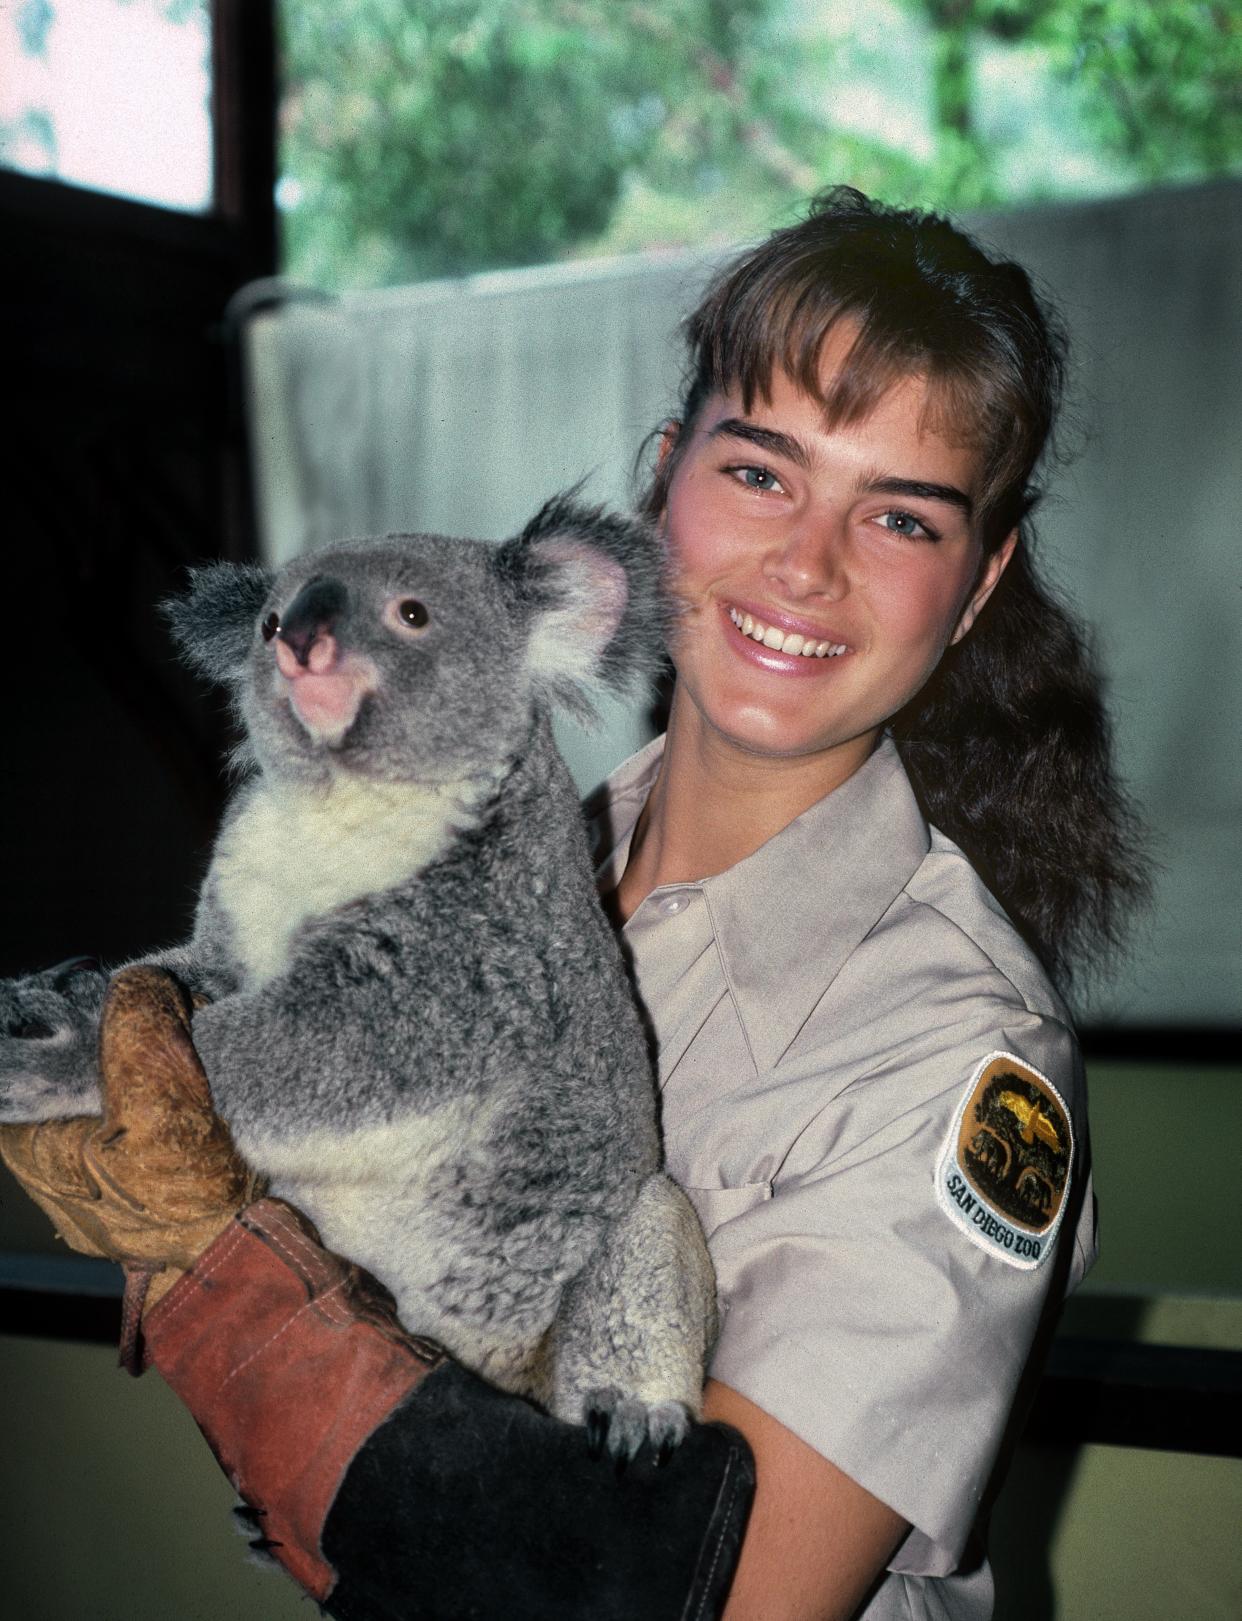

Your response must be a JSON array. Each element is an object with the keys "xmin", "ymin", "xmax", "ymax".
[{"xmin": 142, "ymin": 1198, "xmax": 444, "ymax": 1600}]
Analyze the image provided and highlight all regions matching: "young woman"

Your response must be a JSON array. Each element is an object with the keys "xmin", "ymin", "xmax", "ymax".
[
  {"xmin": 584, "ymin": 185, "xmax": 1145, "ymax": 1617},
  {"xmin": 2, "ymin": 188, "xmax": 1146, "ymax": 1620}
]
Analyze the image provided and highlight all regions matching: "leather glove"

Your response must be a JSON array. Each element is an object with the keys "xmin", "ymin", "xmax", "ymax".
[{"xmin": 0, "ymin": 964, "xmax": 255, "ymax": 1340}]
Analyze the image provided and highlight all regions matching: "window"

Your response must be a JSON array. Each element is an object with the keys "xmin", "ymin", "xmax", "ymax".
[
  {"xmin": 276, "ymin": 0, "xmax": 1242, "ymax": 289},
  {"xmin": 1, "ymin": 0, "xmax": 213, "ymax": 213}
]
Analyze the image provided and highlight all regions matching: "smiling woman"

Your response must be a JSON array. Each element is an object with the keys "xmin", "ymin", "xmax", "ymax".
[{"xmin": 596, "ymin": 187, "xmax": 1152, "ymax": 1617}]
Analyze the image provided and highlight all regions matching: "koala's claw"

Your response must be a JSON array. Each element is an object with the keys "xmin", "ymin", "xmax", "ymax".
[
  {"xmin": 586, "ymin": 1406, "xmax": 609, "ymax": 1461},
  {"xmin": 646, "ymin": 1400, "xmax": 692, "ymax": 1461},
  {"xmin": 48, "ymin": 956, "xmax": 101, "ymax": 989},
  {"xmin": 584, "ymin": 1390, "xmax": 692, "ymax": 1466}
]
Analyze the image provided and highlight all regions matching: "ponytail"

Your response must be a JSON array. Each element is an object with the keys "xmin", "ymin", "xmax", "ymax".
[{"xmin": 892, "ymin": 534, "xmax": 1150, "ymax": 987}]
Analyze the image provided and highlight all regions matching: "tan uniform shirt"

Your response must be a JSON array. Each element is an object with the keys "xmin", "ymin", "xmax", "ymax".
[{"xmin": 591, "ymin": 734, "xmax": 1096, "ymax": 1621}]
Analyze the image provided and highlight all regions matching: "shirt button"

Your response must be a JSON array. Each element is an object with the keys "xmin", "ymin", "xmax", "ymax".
[{"xmin": 659, "ymin": 892, "xmax": 691, "ymax": 916}]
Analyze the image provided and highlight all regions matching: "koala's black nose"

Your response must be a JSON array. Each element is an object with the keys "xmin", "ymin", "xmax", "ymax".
[{"xmin": 278, "ymin": 576, "xmax": 347, "ymax": 666}]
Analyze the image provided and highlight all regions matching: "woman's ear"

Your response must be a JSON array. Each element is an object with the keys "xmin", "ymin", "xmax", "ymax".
[
  {"xmin": 649, "ymin": 420, "xmax": 683, "ymax": 529},
  {"xmin": 951, "ymin": 529, "xmax": 1018, "ymax": 645},
  {"xmin": 656, "ymin": 420, "xmax": 681, "ymax": 469}
]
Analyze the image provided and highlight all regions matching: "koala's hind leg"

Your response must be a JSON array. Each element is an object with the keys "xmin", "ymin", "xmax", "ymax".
[{"xmin": 548, "ymin": 1172, "xmax": 717, "ymax": 1462}]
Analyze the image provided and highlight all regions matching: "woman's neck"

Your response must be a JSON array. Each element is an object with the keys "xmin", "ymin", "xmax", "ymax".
[{"xmin": 611, "ymin": 690, "xmax": 876, "ymax": 923}]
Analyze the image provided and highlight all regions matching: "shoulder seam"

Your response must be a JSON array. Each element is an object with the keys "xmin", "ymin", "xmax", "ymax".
[{"xmin": 890, "ymin": 886, "xmax": 1048, "ymax": 1023}]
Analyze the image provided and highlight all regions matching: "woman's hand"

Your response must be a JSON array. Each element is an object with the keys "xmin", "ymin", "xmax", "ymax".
[{"xmin": 0, "ymin": 964, "xmax": 253, "ymax": 1318}]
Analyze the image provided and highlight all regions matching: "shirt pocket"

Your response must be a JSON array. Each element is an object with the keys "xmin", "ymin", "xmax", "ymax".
[{"xmin": 680, "ymin": 1180, "xmax": 773, "ymax": 1241}]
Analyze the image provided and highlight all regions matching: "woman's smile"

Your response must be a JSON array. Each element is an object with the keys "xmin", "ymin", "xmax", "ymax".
[{"xmin": 722, "ymin": 602, "xmax": 852, "ymax": 672}]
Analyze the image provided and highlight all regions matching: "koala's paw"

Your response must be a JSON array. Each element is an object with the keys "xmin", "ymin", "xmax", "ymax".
[
  {"xmin": 584, "ymin": 1389, "xmax": 693, "ymax": 1469},
  {"xmin": 0, "ymin": 961, "xmax": 105, "ymax": 1122}
]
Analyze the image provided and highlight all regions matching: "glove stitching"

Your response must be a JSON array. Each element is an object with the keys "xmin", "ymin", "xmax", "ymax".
[
  {"xmin": 251, "ymin": 1206, "xmax": 339, "ymax": 1290},
  {"xmin": 218, "ymin": 1278, "xmax": 348, "ymax": 1394},
  {"xmin": 256, "ymin": 1204, "xmax": 325, "ymax": 1265},
  {"xmin": 257, "ymin": 1204, "xmax": 437, "ymax": 1350},
  {"xmin": 259, "ymin": 1206, "xmax": 447, "ymax": 1355},
  {"xmin": 145, "ymin": 1222, "xmax": 249, "ymax": 1333},
  {"xmin": 256, "ymin": 1208, "xmax": 382, "ymax": 1327},
  {"xmin": 684, "ymin": 1448, "xmax": 744, "ymax": 1621},
  {"xmin": 315, "ymin": 1290, "xmax": 355, "ymax": 1328}
]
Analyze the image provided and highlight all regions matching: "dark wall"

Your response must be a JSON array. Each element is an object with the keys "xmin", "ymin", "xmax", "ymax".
[{"xmin": 0, "ymin": 0, "xmax": 276, "ymax": 977}]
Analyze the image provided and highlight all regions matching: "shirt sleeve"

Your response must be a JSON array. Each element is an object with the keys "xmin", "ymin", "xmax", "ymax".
[{"xmin": 702, "ymin": 991, "xmax": 1092, "ymax": 1578}]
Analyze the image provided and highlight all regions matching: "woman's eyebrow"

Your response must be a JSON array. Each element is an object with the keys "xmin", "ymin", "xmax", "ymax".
[
  {"xmin": 707, "ymin": 418, "xmax": 812, "ymax": 469},
  {"xmin": 865, "ymin": 476, "xmax": 974, "ymax": 517}
]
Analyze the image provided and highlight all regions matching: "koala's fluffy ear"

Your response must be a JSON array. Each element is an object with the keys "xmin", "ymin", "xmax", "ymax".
[
  {"xmin": 497, "ymin": 492, "xmax": 669, "ymax": 720},
  {"xmin": 162, "ymin": 561, "xmax": 274, "ymax": 684}
]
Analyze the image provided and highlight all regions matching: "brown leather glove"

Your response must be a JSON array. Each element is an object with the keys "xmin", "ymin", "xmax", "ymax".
[{"xmin": 0, "ymin": 964, "xmax": 255, "ymax": 1341}]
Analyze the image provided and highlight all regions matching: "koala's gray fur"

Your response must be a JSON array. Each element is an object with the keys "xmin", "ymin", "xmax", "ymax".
[{"xmin": 0, "ymin": 493, "xmax": 715, "ymax": 1458}]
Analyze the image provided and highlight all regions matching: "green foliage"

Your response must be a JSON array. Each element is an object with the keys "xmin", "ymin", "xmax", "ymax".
[
  {"xmin": 1040, "ymin": 2, "xmax": 1242, "ymax": 179},
  {"xmin": 279, "ymin": 0, "xmax": 1242, "ymax": 290},
  {"xmin": 898, "ymin": 0, "xmax": 1242, "ymax": 193},
  {"xmin": 281, "ymin": 0, "xmax": 911, "ymax": 285}
]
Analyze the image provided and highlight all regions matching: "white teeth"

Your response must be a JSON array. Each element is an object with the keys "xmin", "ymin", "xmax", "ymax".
[{"xmin": 729, "ymin": 606, "xmax": 848, "ymax": 659}]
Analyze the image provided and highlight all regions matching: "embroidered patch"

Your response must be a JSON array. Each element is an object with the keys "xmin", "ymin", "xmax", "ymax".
[{"xmin": 935, "ymin": 1052, "xmax": 1073, "ymax": 1270}]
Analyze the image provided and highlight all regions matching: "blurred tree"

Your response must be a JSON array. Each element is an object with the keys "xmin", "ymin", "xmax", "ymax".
[
  {"xmin": 1040, "ymin": 2, "xmax": 1242, "ymax": 180},
  {"xmin": 898, "ymin": 0, "xmax": 1242, "ymax": 198},
  {"xmin": 279, "ymin": 0, "xmax": 1242, "ymax": 289},
  {"xmin": 279, "ymin": 0, "xmax": 925, "ymax": 285}
]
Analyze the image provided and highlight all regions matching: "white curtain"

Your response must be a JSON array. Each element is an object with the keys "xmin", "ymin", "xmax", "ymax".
[{"xmin": 243, "ymin": 181, "xmax": 1242, "ymax": 1026}]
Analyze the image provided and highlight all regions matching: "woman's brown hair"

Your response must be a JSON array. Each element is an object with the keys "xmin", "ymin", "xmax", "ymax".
[{"xmin": 644, "ymin": 186, "xmax": 1149, "ymax": 989}]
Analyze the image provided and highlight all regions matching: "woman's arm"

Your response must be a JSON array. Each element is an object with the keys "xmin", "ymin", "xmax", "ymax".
[{"xmin": 703, "ymin": 1381, "xmax": 908, "ymax": 1621}]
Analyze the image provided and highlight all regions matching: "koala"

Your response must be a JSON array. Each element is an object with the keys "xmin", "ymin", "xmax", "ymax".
[{"xmin": 0, "ymin": 493, "xmax": 715, "ymax": 1460}]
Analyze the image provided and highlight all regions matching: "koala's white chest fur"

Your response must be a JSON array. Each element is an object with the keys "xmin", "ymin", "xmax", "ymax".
[
  {"xmin": 211, "ymin": 773, "xmax": 482, "ymax": 985},
  {"xmin": 238, "ymin": 1093, "xmax": 566, "ymax": 1386}
]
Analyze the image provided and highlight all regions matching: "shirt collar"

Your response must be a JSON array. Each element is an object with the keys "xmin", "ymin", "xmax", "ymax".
[{"xmin": 592, "ymin": 735, "xmax": 931, "ymax": 1073}]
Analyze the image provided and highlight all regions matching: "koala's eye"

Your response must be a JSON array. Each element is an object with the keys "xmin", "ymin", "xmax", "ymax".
[
  {"xmin": 383, "ymin": 594, "xmax": 432, "ymax": 637},
  {"xmin": 261, "ymin": 612, "xmax": 280, "ymax": 642}
]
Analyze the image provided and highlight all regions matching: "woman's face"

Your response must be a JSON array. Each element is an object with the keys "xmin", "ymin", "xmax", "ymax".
[{"xmin": 661, "ymin": 332, "xmax": 1015, "ymax": 776}]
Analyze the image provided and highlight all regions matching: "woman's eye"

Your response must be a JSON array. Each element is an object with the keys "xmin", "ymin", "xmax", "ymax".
[
  {"xmin": 878, "ymin": 510, "xmax": 938, "ymax": 542},
  {"xmin": 729, "ymin": 464, "xmax": 785, "ymax": 494}
]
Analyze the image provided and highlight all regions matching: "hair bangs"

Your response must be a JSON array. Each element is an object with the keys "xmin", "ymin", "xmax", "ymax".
[
  {"xmin": 654, "ymin": 189, "xmax": 1066, "ymax": 544},
  {"xmin": 699, "ymin": 268, "xmax": 1019, "ymax": 529}
]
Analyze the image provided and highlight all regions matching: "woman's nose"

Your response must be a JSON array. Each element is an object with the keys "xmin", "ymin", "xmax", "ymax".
[{"xmin": 762, "ymin": 519, "xmax": 849, "ymax": 601}]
